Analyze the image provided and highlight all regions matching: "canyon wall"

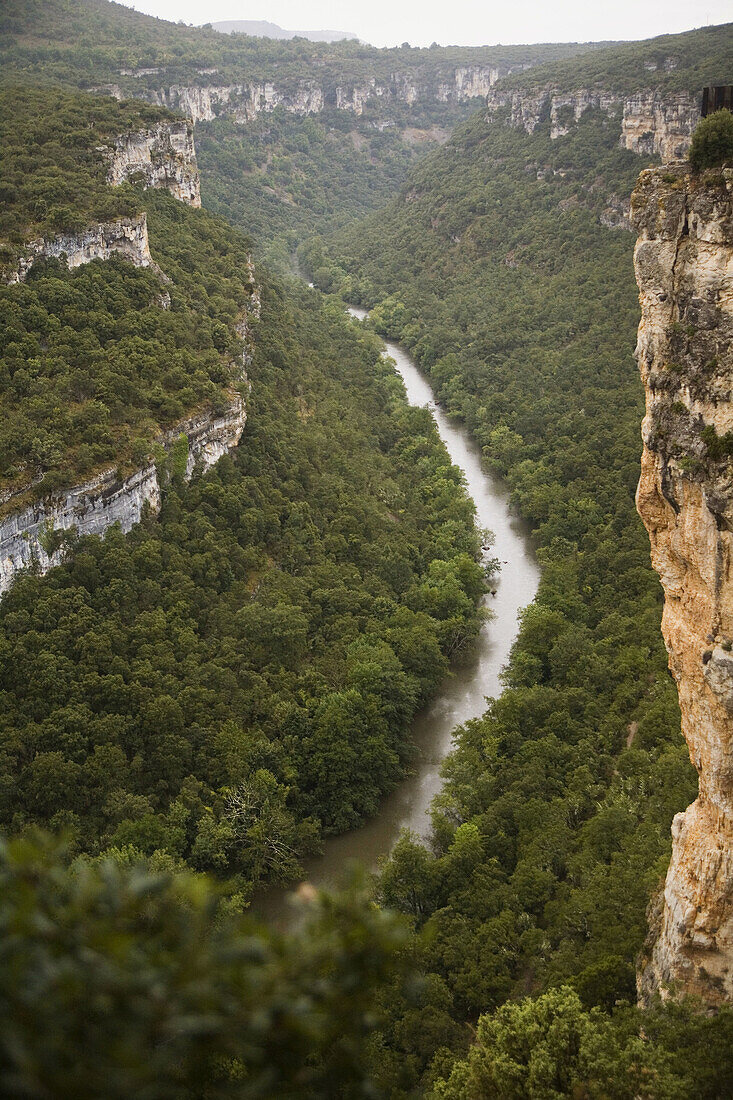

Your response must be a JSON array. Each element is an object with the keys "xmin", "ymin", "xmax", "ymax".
[
  {"xmin": 487, "ymin": 86, "xmax": 700, "ymax": 161},
  {"xmin": 7, "ymin": 118, "xmax": 203, "ymax": 284},
  {"xmin": 106, "ymin": 119, "xmax": 201, "ymax": 206},
  {"xmin": 0, "ymin": 392, "xmax": 248, "ymax": 594},
  {"xmin": 633, "ymin": 164, "xmax": 733, "ymax": 1006},
  {"xmin": 6, "ymin": 213, "xmax": 156, "ymax": 285},
  {"xmin": 95, "ymin": 64, "xmax": 521, "ymax": 123},
  {"xmin": 1, "ymin": 120, "xmax": 256, "ymax": 593}
]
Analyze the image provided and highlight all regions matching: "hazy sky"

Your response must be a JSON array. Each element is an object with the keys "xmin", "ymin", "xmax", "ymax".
[{"xmin": 118, "ymin": 0, "xmax": 732, "ymax": 48}]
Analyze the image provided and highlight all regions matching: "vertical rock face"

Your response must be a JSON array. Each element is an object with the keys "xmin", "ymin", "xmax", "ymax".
[
  {"xmin": 6, "ymin": 213, "xmax": 155, "ymax": 284},
  {"xmin": 97, "ymin": 64, "xmax": 511, "ymax": 123},
  {"xmin": 106, "ymin": 120, "xmax": 201, "ymax": 206},
  {"xmin": 487, "ymin": 87, "xmax": 700, "ymax": 160},
  {"xmin": 621, "ymin": 92, "xmax": 700, "ymax": 161},
  {"xmin": 0, "ymin": 352, "xmax": 252, "ymax": 594},
  {"xmin": 633, "ymin": 164, "xmax": 733, "ymax": 1006}
]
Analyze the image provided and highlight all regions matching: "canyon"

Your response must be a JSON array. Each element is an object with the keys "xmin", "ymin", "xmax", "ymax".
[{"xmin": 634, "ymin": 164, "xmax": 733, "ymax": 1005}]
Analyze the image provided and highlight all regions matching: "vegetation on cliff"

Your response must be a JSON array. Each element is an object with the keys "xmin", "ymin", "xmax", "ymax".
[
  {"xmin": 0, "ymin": 268, "xmax": 484, "ymax": 893},
  {"xmin": 306, "ymin": 98, "xmax": 709, "ymax": 1091},
  {"xmin": 0, "ymin": 88, "xmax": 253, "ymax": 501},
  {"xmin": 495, "ymin": 21, "xmax": 733, "ymax": 96},
  {"xmin": 689, "ymin": 108, "xmax": 733, "ymax": 171},
  {"xmin": 0, "ymin": 0, "xmax": 592, "ymax": 93}
]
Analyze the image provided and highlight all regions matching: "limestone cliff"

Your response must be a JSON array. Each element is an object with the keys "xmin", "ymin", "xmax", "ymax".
[
  {"xmin": 487, "ymin": 86, "xmax": 700, "ymax": 160},
  {"xmin": 0, "ymin": 122, "xmax": 255, "ymax": 594},
  {"xmin": 633, "ymin": 163, "xmax": 733, "ymax": 1006},
  {"xmin": 96, "ymin": 64, "xmax": 517, "ymax": 123},
  {"xmin": 0, "ymin": 395, "xmax": 247, "ymax": 593},
  {"xmin": 105, "ymin": 120, "xmax": 201, "ymax": 206},
  {"xmin": 0, "ymin": 303, "xmax": 255, "ymax": 594},
  {"xmin": 7, "ymin": 213, "xmax": 156, "ymax": 284}
]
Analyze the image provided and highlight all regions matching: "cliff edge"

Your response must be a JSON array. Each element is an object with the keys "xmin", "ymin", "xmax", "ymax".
[{"xmin": 633, "ymin": 163, "xmax": 733, "ymax": 1006}]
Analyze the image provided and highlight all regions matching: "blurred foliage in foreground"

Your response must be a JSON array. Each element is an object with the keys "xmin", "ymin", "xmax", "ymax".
[{"xmin": 0, "ymin": 832, "xmax": 407, "ymax": 1099}]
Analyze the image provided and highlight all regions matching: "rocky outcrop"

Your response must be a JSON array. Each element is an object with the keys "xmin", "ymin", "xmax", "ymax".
[
  {"xmin": 0, "ymin": 394, "xmax": 247, "ymax": 593},
  {"xmin": 633, "ymin": 164, "xmax": 733, "ymax": 1007},
  {"xmin": 106, "ymin": 120, "xmax": 201, "ymax": 206},
  {"xmin": 96, "ymin": 64, "xmax": 517, "ymax": 123},
  {"xmin": 487, "ymin": 86, "xmax": 700, "ymax": 160},
  {"xmin": 6, "ymin": 213, "xmax": 156, "ymax": 284},
  {"xmin": 622, "ymin": 92, "xmax": 700, "ymax": 161}
]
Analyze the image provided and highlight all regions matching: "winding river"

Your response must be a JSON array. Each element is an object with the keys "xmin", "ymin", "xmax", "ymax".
[{"xmin": 253, "ymin": 306, "xmax": 540, "ymax": 926}]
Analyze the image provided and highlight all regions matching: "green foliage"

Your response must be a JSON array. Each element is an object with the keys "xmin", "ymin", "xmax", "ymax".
[
  {"xmin": 312, "ymin": 95, "xmax": 701, "ymax": 1091},
  {"xmin": 0, "ymin": 86, "xmax": 174, "ymax": 248},
  {"xmin": 0, "ymin": 276, "xmax": 483, "ymax": 893},
  {"xmin": 0, "ymin": 89, "xmax": 255, "ymax": 497},
  {"xmin": 690, "ymin": 109, "xmax": 733, "ymax": 172},
  {"xmin": 0, "ymin": 0, "xmax": 590, "ymax": 97},
  {"xmin": 431, "ymin": 987, "xmax": 733, "ymax": 1099},
  {"xmin": 0, "ymin": 831, "xmax": 408, "ymax": 1098},
  {"xmin": 497, "ymin": 22, "xmax": 733, "ymax": 96},
  {"xmin": 197, "ymin": 108, "xmax": 464, "ymax": 271}
]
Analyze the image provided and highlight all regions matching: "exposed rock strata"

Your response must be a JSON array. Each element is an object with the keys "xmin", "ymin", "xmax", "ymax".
[
  {"xmin": 633, "ymin": 164, "xmax": 733, "ymax": 1006},
  {"xmin": 96, "ymin": 65, "xmax": 520, "ymax": 123},
  {"xmin": 0, "ymin": 395, "xmax": 247, "ymax": 594},
  {"xmin": 106, "ymin": 120, "xmax": 201, "ymax": 206},
  {"xmin": 6, "ymin": 213, "xmax": 155, "ymax": 284},
  {"xmin": 487, "ymin": 86, "xmax": 700, "ymax": 160}
]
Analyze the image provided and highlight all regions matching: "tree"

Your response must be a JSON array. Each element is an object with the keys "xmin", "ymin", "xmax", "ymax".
[
  {"xmin": 0, "ymin": 832, "xmax": 407, "ymax": 1099},
  {"xmin": 690, "ymin": 109, "xmax": 733, "ymax": 172}
]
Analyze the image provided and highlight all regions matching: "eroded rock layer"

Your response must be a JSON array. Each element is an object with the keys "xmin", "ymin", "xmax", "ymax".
[
  {"xmin": 487, "ymin": 87, "xmax": 700, "ymax": 160},
  {"xmin": 633, "ymin": 164, "xmax": 733, "ymax": 1006},
  {"xmin": 95, "ymin": 65, "xmax": 522, "ymax": 123},
  {"xmin": 7, "ymin": 213, "xmax": 155, "ymax": 284},
  {"xmin": 106, "ymin": 120, "xmax": 201, "ymax": 206}
]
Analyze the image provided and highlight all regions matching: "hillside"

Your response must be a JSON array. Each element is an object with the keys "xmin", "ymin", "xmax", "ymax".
[
  {"xmin": 211, "ymin": 20, "xmax": 360, "ymax": 43},
  {"xmin": 3, "ymin": 2, "xmax": 733, "ymax": 1093},
  {"xmin": 302, "ymin": 20, "xmax": 733, "ymax": 1093},
  {"xmin": 0, "ymin": 0, "xmax": 595, "ymax": 97}
]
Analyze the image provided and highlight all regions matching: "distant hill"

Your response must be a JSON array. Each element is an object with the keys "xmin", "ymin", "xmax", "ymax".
[{"xmin": 210, "ymin": 19, "xmax": 360, "ymax": 43}]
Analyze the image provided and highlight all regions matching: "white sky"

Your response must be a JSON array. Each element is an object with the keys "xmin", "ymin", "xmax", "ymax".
[{"xmin": 118, "ymin": 0, "xmax": 733, "ymax": 48}]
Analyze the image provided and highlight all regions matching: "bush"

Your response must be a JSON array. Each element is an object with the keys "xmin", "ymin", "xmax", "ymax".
[{"xmin": 689, "ymin": 109, "xmax": 733, "ymax": 172}]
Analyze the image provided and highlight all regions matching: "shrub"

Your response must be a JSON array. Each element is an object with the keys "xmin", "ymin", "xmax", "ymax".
[{"xmin": 689, "ymin": 109, "xmax": 733, "ymax": 172}]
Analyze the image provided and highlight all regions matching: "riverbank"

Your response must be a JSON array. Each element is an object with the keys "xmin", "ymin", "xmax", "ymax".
[{"xmin": 251, "ymin": 304, "xmax": 540, "ymax": 927}]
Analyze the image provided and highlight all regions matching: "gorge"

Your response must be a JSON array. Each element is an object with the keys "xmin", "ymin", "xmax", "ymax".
[{"xmin": 2, "ymin": 2, "xmax": 733, "ymax": 1092}]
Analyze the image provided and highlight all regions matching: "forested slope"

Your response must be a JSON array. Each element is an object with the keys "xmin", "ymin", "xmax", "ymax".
[
  {"xmin": 0, "ymin": 79, "xmax": 487, "ymax": 903},
  {"xmin": 0, "ymin": 87, "xmax": 254, "ymax": 502},
  {"xmin": 303, "ymin": 28, "xmax": 733, "ymax": 1092},
  {"xmin": 0, "ymin": 0, "xmax": 593, "ymax": 93},
  {"xmin": 0, "ymin": 0, "xmax": 608, "ymax": 270}
]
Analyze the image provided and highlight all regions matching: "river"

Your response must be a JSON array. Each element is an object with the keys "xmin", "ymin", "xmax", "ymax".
[{"xmin": 252, "ymin": 304, "xmax": 540, "ymax": 926}]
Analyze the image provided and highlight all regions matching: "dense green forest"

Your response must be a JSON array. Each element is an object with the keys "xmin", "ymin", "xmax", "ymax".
[
  {"xmin": 496, "ymin": 21, "xmax": 733, "ymax": 95},
  {"xmin": 0, "ymin": 88, "xmax": 256, "ymax": 500},
  {"xmin": 0, "ymin": 0, "xmax": 595, "ymax": 93},
  {"xmin": 0, "ymin": 260, "xmax": 485, "ymax": 893},
  {"xmin": 3, "ymin": 2, "xmax": 733, "ymax": 1094},
  {"xmin": 302, "ymin": 81, "xmax": 733, "ymax": 1092},
  {"xmin": 196, "ymin": 105, "xmax": 466, "ymax": 270}
]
